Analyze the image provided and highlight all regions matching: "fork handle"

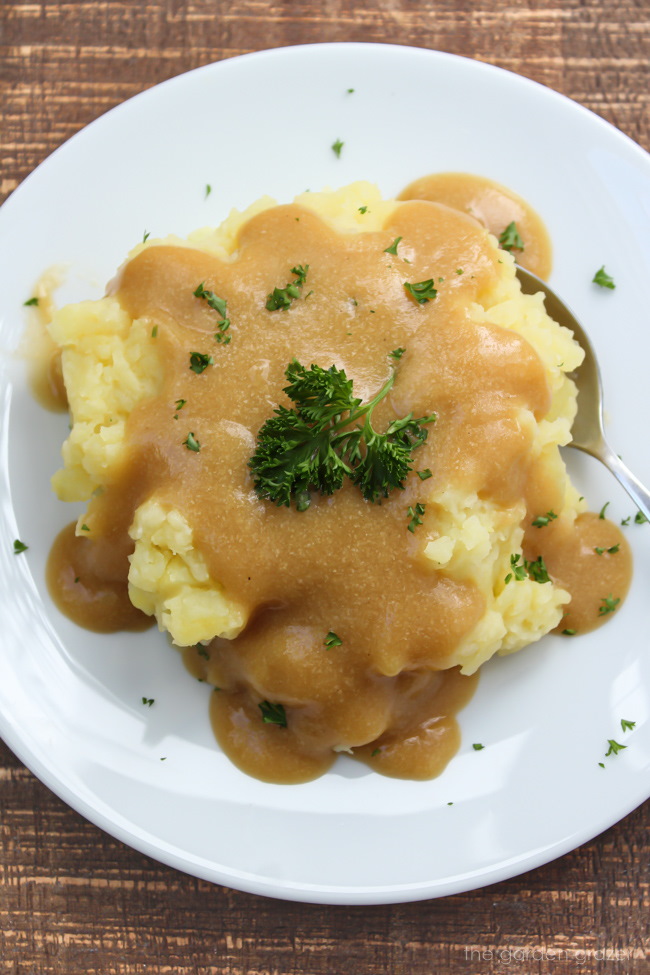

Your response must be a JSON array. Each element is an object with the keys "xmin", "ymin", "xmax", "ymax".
[{"xmin": 595, "ymin": 442, "xmax": 650, "ymax": 523}]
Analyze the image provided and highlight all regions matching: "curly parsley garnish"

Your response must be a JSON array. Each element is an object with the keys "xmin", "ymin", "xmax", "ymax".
[
  {"xmin": 266, "ymin": 265, "xmax": 309, "ymax": 311},
  {"xmin": 498, "ymin": 221, "xmax": 524, "ymax": 252},
  {"xmin": 249, "ymin": 358, "xmax": 436, "ymax": 511},
  {"xmin": 259, "ymin": 701, "xmax": 287, "ymax": 727},
  {"xmin": 593, "ymin": 266, "xmax": 615, "ymax": 289},
  {"xmin": 404, "ymin": 279, "xmax": 438, "ymax": 304}
]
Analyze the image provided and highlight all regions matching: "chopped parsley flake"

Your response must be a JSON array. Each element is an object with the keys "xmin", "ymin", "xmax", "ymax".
[
  {"xmin": 455, "ymin": 268, "xmax": 463, "ymax": 275},
  {"xmin": 371, "ymin": 748, "xmax": 380, "ymax": 757},
  {"xmin": 505, "ymin": 553, "xmax": 550, "ymax": 584},
  {"xmin": 23, "ymin": 296, "xmax": 39, "ymax": 307},
  {"xmin": 141, "ymin": 697, "xmax": 154, "ymax": 707},
  {"xmin": 151, "ymin": 325, "xmax": 158, "ymax": 338},
  {"xmin": 620, "ymin": 719, "xmax": 636, "ymax": 732},
  {"xmin": 417, "ymin": 468, "xmax": 433, "ymax": 480},
  {"xmin": 358, "ymin": 206, "xmax": 368, "ymax": 214},
  {"xmin": 562, "ymin": 628, "xmax": 577, "ymax": 636},
  {"xmin": 183, "ymin": 432, "xmax": 201, "ymax": 452},
  {"xmin": 142, "ymin": 230, "xmax": 150, "ymax": 243},
  {"xmin": 472, "ymin": 743, "xmax": 485, "ymax": 751},
  {"xmin": 605, "ymin": 739, "xmax": 626, "ymax": 756},
  {"xmin": 331, "ymin": 139, "xmax": 344, "ymax": 158},
  {"xmin": 621, "ymin": 516, "xmax": 631, "ymax": 526},
  {"xmin": 593, "ymin": 266, "xmax": 615, "ymax": 289},
  {"xmin": 324, "ymin": 631, "xmax": 343, "ymax": 649},
  {"xmin": 598, "ymin": 501, "xmax": 610, "ymax": 519},
  {"xmin": 404, "ymin": 279, "xmax": 438, "ymax": 304},
  {"xmin": 189, "ymin": 351, "xmax": 214, "ymax": 374},
  {"xmin": 498, "ymin": 221, "xmax": 524, "ymax": 252},
  {"xmin": 13, "ymin": 539, "xmax": 28, "ymax": 554},
  {"xmin": 532, "ymin": 510, "xmax": 558, "ymax": 528},
  {"xmin": 598, "ymin": 594, "xmax": 620, "ymax": 616},
  {"xmin": 407, "ymin": 502, "xmax": 426, "ymax": 533},
  {"xmin": 594, "ymin": 544, "xmax": 620, "ymax": 555},
  {"xmin": 635, "ymin": 510, "xmax": 648, "ymax": 524},
  {"xmin": 197, "ymin": 646, "xmax": 210, "ymax": 660},
  {"xmin": 527, "ymin": 556, "xmax": 551, "ymax": 583},
  {"xmin": 259, "ymin": 700, "xmax": 287, "ymax": 727},
  {"xmin": 346, "ymin": 88, "xmax": 355, "ymax": 94},
  {"xmin": 389, "ymin": 348, "xmax": 405, "ymax": 360},
  {"xmin": 205, "ymin": 184, "xmax": 212, "ymax": 198},
  {"xmin": 174, "ymin": 398, "xmax": 187, "ymax": 411},
  {"xmin": 194, "ymin": 282, "xmax": 227, "ymax": 317},
  {"xmin": 384, "ymin": 236, "xmax": 402, "ymax": 256},
  {"xmin": 80, "ymin": 524, "xmax": 90, "ymax": 532},
  {"xmin": 193, "ymin": 283, "xmax": 230, "ymax": 343},
  {"xmin": 266, "ymin": 265, "xmax": 309, "ymax": 311}
]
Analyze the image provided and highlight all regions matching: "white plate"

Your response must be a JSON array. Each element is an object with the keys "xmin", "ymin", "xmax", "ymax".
[{"xmin": 0, "ymin": 43, "xmax": 649, "ymax": 905}]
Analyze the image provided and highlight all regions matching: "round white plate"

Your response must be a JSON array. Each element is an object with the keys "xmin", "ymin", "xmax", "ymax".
[{"xmin": 0, "ymin": 43, "xmax": 649, "ymax": 905}]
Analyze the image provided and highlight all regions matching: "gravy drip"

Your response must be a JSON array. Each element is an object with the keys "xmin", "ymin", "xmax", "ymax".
[
  {"xmin": 47, "ymin": 522, "xmax": 153, "ymax": 632},
  {"xmin": 47, "ymin": 197, "xmax": 631, "ymax": 782},
  {"xmin": 399, "ymin": 172, "xmax": 553, "ymax": 280}
]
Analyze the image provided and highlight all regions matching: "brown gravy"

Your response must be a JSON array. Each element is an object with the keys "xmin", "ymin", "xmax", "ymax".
[
  {"xmin": 45, "ymin": 178, "xmax": 631, "ymax": 783},
  {"xmin": 399, "ymin": 172, "xmax": 553, "ymax": 279},
  {"xmin": 47, "ymin": 522, "xmax": 153, "ymax": 632}
]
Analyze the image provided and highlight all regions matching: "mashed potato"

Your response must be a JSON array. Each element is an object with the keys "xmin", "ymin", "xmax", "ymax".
[
  {"xmin": 46, "ymin": 178, "xmax": 631, "ymax": 782},
  {"xmin": 49, "ymin": 181, "xmax": 583, "ymax": 673}
]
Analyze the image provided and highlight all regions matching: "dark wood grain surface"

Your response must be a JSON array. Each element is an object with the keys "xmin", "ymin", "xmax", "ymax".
[{"xmin": 1, "ymin": 2, "xmax": 649, "ymax": 972}]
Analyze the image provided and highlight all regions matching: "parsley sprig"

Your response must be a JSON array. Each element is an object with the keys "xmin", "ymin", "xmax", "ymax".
[{"xmin": 249, "ymin": 358, "xmax": 436, "ymax": 511}]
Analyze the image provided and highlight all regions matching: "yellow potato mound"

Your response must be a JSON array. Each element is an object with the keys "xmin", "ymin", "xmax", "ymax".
[{"xmin": 50, "ymin": 182, "xmax": 584, "ymax": 671}]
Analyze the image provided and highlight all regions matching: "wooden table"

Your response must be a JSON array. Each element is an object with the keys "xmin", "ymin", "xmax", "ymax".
[{"xmin": 1, "ymin": 2, "xmax": 648, "ymax": 972}]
